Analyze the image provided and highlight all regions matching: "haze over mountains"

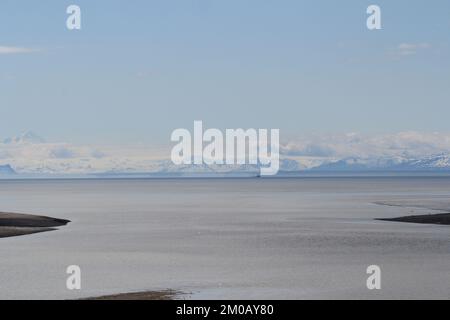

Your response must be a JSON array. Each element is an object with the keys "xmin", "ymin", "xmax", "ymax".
[
  {"xmin": 3, "ymin": 131, "xmax": 46, "ymax": 145},
  {"xmin": 2, "ymin": 131, "xmax": 450, "ymax": 176}
]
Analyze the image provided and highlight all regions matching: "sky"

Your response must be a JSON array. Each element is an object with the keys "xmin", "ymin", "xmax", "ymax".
[{"xmin": 1, "ymin": 0, "xmax": 450, "ymax": 145}]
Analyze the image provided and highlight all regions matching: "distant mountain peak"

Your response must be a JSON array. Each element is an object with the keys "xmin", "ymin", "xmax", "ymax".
[
  {"xmin": 0, "ymin": 164, "xmax": 16, "ymax": 175},
  {"xmin": 398, "ymin": 154, "xmax": 450, "ymax": 170},
  {"xmin": 3, "ymin": 131, "xmax": 46, "ymax": 144},
  {"xmin": 310, "ymin": 154, "xmax": 450, "ymax": 172}
]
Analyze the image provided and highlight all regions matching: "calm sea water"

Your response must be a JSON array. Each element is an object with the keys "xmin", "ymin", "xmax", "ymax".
[{"xmin": 0, "ymin": 177, "xmax": 449, "ymax": 299}]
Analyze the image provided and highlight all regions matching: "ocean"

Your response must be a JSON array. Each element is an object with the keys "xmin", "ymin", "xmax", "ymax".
[{"xmin": 0, "ymin": 177, "xmax": 448, "ymax": 299}]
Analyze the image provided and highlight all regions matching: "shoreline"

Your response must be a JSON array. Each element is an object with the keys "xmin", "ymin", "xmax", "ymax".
[
  {"xmin": 376, "ymin": 212, "xmax": 450, "ymax": 225},
  {"xmin": 0, "ymin": 212, "xmax": 70, "ymax": 238},
  {"xmin": 84, "ymin": 290, "xmax": 180, "ymax": 300}
]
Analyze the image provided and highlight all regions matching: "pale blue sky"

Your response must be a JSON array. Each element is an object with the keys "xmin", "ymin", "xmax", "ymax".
[{"xmin": 1, "ymin": 0, "xmax": 449, "ymax": 144}]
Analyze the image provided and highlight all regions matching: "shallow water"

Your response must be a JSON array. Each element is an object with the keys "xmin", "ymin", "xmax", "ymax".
[{"xmin": 0, "ymin": 177, "xmax": 448, "ymax": 299}]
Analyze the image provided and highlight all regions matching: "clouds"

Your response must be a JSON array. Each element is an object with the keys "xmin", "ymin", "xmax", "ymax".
[
  {"xmin": 394, "ymin": 43, "xmax": 431, "ymax": 56},
  {"xmin": 2, "ymin": 131, "xmax": 450, "ymax": 174},
  {"xmin": 48, "ymin": 146, "xmax": 76, "ymax": 159},
  {"xmin": 0, "ymin": 46, "xmax": 38, "ymax": 55},
  {"xmin": 0, "ymin": 134, "xmax": 166, "ymax": 174}
]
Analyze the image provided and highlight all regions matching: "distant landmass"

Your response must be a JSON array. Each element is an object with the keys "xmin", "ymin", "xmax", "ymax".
[
  {"xmin": 3, "ymin": 131, "xmax": 46, "ymax": 145},
  {"xmin": 0, "ymin": 165, "xmax": 16, "ymax": 175},
  {"xmin": 312, "ymin": 154, "xmax": 450, "ymax": 172},
  {"xmin": 90, "ymin": 155, "xmax": 450, "ymax": 178},
  {"xmin": 5, "ymin": 154, "xmax": 450, "ymax": 178},
  {"xmin": 2, "ymin": 130, "xmax": 450, "ymax": 177}
]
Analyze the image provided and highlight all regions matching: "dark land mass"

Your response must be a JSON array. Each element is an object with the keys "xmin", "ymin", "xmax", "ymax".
[
  {"xmin": 85, "ymin": 290, "xmax": 180, "ymax": 300},
  {"xmin": 0, "ymin": 212, "xmax": 70, "ymax": 238},
  {"xmin": 377, "ymin": 212, "xmax": 450, "ymax": 225}
]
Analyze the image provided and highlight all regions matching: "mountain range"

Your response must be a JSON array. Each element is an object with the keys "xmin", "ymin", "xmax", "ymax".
[
  {"xmin": 2, "ymin": 131, "xmax": 450, "ymax": 176},
  {"xmin": 311, "ymin": 154, "xmax": 450, "ymax": 172},
  {"xmin": 92, "ymin": 154, "xmax": 450, "ymax": 176},
  {"xmin": 2, "ymin": 154, "xmax": 450, "ymax": 177}
]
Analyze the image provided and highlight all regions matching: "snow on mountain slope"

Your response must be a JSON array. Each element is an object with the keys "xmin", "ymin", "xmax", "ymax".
[
  {"xmin": 393, "ymin": 154, "xmax": 450, "ymax": 170},
  {"xmin": 0, "ymin": 164, "xmax": 16, "ymax": 175},
  {"xmin": 3, "ymin": 131, "xmax": 46, "ymax": 144},
  {"xmin": 311, "ymin": 156, "xmax": 406, "ymax": 171},
  {"xmin": 311, "ymin": 154, "xmax": 450, "ymax": 171},
  {"xmin": 3, "ymin": 131, "xmax": 450, "ymax": 175}
]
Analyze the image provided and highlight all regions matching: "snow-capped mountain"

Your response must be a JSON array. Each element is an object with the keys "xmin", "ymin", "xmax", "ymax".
[
  {"xmin": 142, "ymin": 158, "xmax": 303, "ymax": 174},
  {"xmin": 392, "ymin": 154, "xmax": 450, "ymax": 171},
  {"xmin": 3, "ymin": 131, "xmax": 46, "ymax": 144},
  {"xmin": 2, "ymin": 130, "xmax": 450, "ymax": 176},
  {"xmin": 0, "ymin": 164, "xmax": 16, "ymax": 175},
  {"xmin": 311, "ymin": 156, "xmax": 406, "ymax": 171},
  {"xmin": 311, "ymin": 154, "xmax": 450, "ymax": 172}
]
